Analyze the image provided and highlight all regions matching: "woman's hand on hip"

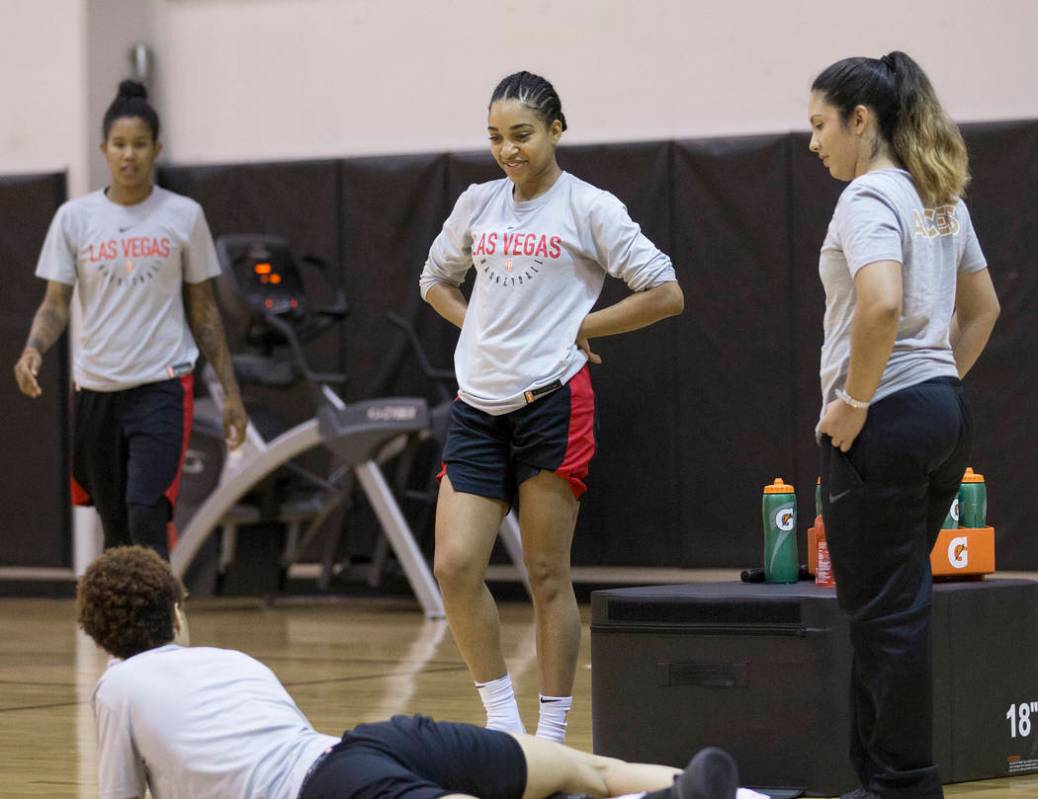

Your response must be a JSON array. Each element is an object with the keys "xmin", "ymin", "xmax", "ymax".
[
  {"xmin": 577, "ymin": 336, "xmax": 602, "ymax": 365},
  {"xmin": 818, "ymin": 398, "xmax": 867, "ymax": 452}
]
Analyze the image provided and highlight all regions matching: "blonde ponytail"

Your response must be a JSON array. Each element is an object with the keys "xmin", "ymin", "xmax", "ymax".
[
  {"xmin": 886, "ymin": 51, "xmax": 970, "ymax": 206},
  {"xmin": 812, "ymin": 51, "xmax": 970, "ymax": 206}
]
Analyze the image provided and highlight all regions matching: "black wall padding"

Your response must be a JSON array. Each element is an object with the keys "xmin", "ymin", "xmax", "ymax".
[
  {"xmin": 671, "ymin": 135, "xmax": 797, "ymax": 566},
  {"xmin": 561, "ymin": 142, "xmax": 681, "ymax": 565},
  {"xmin": 955, "ymin": 121, "xmax": 1038, "ymax": 569},
  {"xmin": 0, "ymin": 173, "xmax": 69, "ymax": 567},
  {"xmin": 339, "ymin": 154, "xmax": 452, "ymax": 401},
  {"xmin": 146, "ymin": 120, "xmax": 1037, "ymax": 571}
]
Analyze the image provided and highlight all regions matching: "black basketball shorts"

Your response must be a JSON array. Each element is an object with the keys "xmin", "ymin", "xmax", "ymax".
[
  {"xmin": 439, "ymin": 365, "xmax": 597, "ymax": 503},
  {"xmin": 298, "ymin": 714, "xmax": 527, "ymax": 799}
]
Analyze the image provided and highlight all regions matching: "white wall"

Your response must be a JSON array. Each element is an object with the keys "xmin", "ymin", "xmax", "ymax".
[
  {"xmin": 0, "ymin": 0, "xmax": 89, "ymax": 192},
  {"xmin": 0, "ymin": 0, "xmax": 153, "ymax": 194},
  {"xmin": 85, "ymin": 0, "xmax": 158, "ymax": 188},
  {"xmin": 2, "ymin": 0, "xmax": 1036, "ymax": 180},
  {"xmin": 151, "ymin": 0, "xmax": 1038, "ymax": 165}
]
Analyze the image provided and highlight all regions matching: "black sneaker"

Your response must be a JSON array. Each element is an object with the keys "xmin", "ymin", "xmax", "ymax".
[
  {"xmin": 840, "ymin": 789, "xmax": 879, "ymax": 799},
  {"xmin": 672, "ymin": 747, "xmax": 739, "ymax": 799}
]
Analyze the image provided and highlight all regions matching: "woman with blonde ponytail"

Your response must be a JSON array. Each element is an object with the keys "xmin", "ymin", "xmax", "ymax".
[
  {"xmin": 807, "ymin": 53, "xmax": 1000, "ymax": 799},
  {"xmin": 887, "ymin": 51, "xmax": 971, "ymax": 207}
]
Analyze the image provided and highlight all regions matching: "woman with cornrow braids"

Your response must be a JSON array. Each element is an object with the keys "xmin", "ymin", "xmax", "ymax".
[
  {"xmin": 420, "ymin": 70, "xmax": 684, "ymax": 743},
  {"xmin": 13, "ymin": 80, "xmax": 247, "ymax": 561},
  {"xmin": 808, "ymin": 52, "xmax": 999, "ymax": 799}
]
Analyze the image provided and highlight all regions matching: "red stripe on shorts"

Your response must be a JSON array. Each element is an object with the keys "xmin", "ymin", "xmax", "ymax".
[
  {"xmin": 555, "ymin": 365, "xmax": 596, "ymax": 499},
  {"xmin": 163, "ymin": 374, "xmax": 195, "ymax": 515},
  {"xmin": 70, "ymin": 474, "xmax": 92, "ymax": 506},
  {"xmin": 69, "ymin": 384, "xmax": 92, "ymax": 506},
  {"xmin": 434, "ymin": 396, "xmax": 459, "ymax": 486}
]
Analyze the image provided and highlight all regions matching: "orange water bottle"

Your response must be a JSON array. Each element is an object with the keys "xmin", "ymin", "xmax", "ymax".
[{"xmin": 813, "ymin": 478, "xmax": 835, "ymax": 587}]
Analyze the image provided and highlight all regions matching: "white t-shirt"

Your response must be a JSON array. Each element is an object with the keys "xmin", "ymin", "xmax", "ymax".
[
  {"xmin": 419, "ymin": 172, "xmax": 676, "ymax": 414},
  {"xmin": 91, "ymin": 644, "xmax": 339, "ymax": 799},
  {"xmin": 818, "ymin": 169, "xmax": 987, "ymax": 410},
  {"xmin": 35, "ymin": 186, "xmax": 222, "ymax": 391}
]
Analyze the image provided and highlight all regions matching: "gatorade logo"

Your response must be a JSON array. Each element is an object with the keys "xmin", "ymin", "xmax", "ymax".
[
  {"xmin": 948, "ymin": 536, "xmax": 969, "ymax": 569},
  {"xmin": 949, "ymin": 498, "xmax": 960, "ymax": 523},
  {"xmin": 774, "ymin": 507, "xmax": 796, "ymax": 532}
]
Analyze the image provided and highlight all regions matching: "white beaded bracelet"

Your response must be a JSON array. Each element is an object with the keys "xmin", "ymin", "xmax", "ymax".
[{"xmin": 836, "ymin": 387, "xmax": 870, "ymax": 409}]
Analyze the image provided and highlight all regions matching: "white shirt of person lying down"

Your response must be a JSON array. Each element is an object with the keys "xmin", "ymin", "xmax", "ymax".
[
  {"xmin": 92, "ymin": 643, "xmax": 768, "ymax": 799},
  {"xmin": 91, "ymin": 644, "xmax": 338, "ymax": 799}
]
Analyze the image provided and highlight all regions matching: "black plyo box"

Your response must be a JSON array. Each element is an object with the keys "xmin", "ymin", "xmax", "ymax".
[{"xmin": 590, "ymin": 579, "xmax": 1038, "ymax": 796}]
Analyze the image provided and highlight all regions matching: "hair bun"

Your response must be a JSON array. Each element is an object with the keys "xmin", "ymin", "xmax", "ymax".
[{"xmin": 117, "ymin": 79, "xmax": 148, "ymax": 101}]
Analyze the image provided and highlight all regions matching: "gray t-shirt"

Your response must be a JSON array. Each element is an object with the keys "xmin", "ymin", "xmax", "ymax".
[
  {"xmin": 818, "ymin": 169, "xmax": 987, "ymax": 413},
  {"xmin": 35, "ymin": 186, "xmax": 221, "ymax": 391},
  {"xmin": 420, "ymin": 172, "xmax": 676, "ymax": 414},
  {"xmin": 92, "ymin": 644, "xmax": 339, "ymax": 799}
]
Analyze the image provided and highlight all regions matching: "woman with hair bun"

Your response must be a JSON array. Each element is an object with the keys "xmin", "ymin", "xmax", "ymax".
[
  {"xmin": 808, "ymin": 52, "xmax": 1000, "ymax": 798},
  {"xmin": 13, "ymin": 80, "xmax": 246, "ymax": 561},
  {"xmin": 420, "ymin": 71, "xmax": 684, "ymax": 742}
]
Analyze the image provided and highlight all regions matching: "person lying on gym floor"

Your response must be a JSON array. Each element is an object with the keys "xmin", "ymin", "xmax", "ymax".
[{"xmin": 78, "ymin": 546, "xmax": 764, "ymax": 799}]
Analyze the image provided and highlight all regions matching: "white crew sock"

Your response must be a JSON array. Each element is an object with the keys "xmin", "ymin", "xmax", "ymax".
[
  {"xmin": 535, "ymin": 693, "xmax": 573, "ymax": 742},
  {"xmin": 475, "ymin": 674, "xmax": 525, "ymax": 734}
]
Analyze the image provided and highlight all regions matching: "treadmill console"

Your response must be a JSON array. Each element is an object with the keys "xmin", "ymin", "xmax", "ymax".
[{"xmin": 235, "ymin": 242, "xmax": 306, "ymax": 317}]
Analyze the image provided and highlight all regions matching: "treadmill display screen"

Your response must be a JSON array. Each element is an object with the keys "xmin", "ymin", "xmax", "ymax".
[{"xmin": 240, "ymin": 249, "xmax": 304, "ymax": 314}]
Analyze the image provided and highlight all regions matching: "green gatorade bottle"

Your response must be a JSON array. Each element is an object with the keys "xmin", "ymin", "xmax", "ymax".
[
  {"xmin": 763, "ymin": 478, "xmax": 798, "ymax": 584},
  {"xmin": 958, "ymin": 467, "xmax": 987, "ymax": 528}
]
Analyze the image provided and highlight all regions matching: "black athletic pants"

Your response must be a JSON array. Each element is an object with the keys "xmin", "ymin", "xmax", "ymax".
[
  {"xmin": 71, "ymin": 376, "xmax": 193, "ymax": 560},
  {"xmin": 820, "ymin": 377, "xmax": 972, "ymax": 799}
]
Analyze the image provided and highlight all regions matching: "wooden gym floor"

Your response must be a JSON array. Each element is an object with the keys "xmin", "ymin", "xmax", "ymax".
[{"xmin": 1, "ymin": 587, "xmax": 1036, "ymax": 798}]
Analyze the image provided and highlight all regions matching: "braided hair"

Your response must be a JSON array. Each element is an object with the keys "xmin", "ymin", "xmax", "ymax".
[{"xmin": 490, "ymin": 71, "xmax": 567, "ymax": 131}]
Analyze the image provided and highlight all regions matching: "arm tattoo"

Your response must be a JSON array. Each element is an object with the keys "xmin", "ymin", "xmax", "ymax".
[
  {"xmin": 185, "ymin": 280, "xmax": 241, "ymax": 397},
  {"xmin": 26, "ymin": 284, "xmax": 73, "ymax": 354}
]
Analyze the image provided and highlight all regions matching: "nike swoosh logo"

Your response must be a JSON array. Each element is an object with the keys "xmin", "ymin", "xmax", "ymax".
[
  {"xmin": 829, "ymin": 489, "xmax": 852, "ymax": 503},
  {"xmin": 118, "ymin": 225, "xmax": 136, "ymax": 233}
]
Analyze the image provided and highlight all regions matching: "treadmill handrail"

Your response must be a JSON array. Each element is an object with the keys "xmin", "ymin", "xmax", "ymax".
[
  {"xmin": 261, "ymin": 311, "xmax": 347, "ymax": 388},
  {"xmin": 386, "ymin": 312, "xmax": 456, "ymax": 384}
]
